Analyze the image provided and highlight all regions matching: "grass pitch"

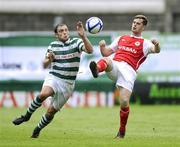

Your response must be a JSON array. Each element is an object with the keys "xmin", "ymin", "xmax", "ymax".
[{"xmin": 0, "ymin": 105, "xmax": 180, "ymax": 147}]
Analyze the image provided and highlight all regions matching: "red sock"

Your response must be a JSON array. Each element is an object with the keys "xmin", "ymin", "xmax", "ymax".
[
  {"xmin": 119, "ymin": 107, "xmax": 130, "ymax": 132},
  {"xmin": 97, "ymin": 59, "xmax": 107, "ymax": 72}
]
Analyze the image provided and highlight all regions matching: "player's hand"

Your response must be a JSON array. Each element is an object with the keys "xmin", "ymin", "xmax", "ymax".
[
  {"xmin": 99, "ymin": 40, "xmax": 106, "ymax": 48},
  {"xmin": 46, "ymin": 51, "xmax": 55, "ymax": 62},
  {"xmin": 151, "ymin": 39, "xmax": 160, "ymax": 53},
  {"xmin": 151, "ymin": 39, "xmax": 159, "ymax": 46},
  {"xmin": 77, "ymin": 21, "xmax": 85, "ymax": 38}
]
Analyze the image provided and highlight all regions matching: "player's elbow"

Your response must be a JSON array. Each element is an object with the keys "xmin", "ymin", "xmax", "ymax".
[
  {"xmin": 101, "ymin": 50, "xmax": 113, "ymax": 57},
  {"xmin": 86, "ymin": 48, "xmax": 93, "ymax": 54},
  {"xmin": 43, "ymin": 60, "xmax": 50, "ymax": 69},
  {"xmin": 83, "ymin": 46, "xmax": 93, "ymax": 54},
  {"xmin": 102, "ymin": 53, "xmax": 109, "ymax": 57},
  {"xmin": 43, "ymin": 63, "xmax": 48, "ymax": 69}
]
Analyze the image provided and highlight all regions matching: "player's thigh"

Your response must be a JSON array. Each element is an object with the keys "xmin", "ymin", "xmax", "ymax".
[
  {"xmin": 116, "ymin": 61, "xmax": 137, "ymax": 92},
  {"xmin": 51, "ymin": 91, "xmax": 70, "ymax": 111},
  {"xmin": 41, "ymin": 75, "xmax": 58, "ymax": 99},
  {"xmin": 40, "ymin": 86, "xmax": 54, "ymax": 101},
  {"xmin": 52, "ymin": 81, "xmax": 74, "ymax": 111},
  {"xmin": 106, "ymin": 61, "xmax": 118, "ymax": 81}
]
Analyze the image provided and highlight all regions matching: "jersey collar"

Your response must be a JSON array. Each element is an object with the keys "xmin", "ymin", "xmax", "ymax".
[
  {"xmin": 59, "ymin": 38, "xmax": 70, "ymax": 45},
  {"xmin": 130, "ymin": 34, "xmax": 143, "ymax": 38}
]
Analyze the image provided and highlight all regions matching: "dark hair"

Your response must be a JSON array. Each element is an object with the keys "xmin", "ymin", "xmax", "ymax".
[
  {"xmin": 54, "ymin": 23, "xmax": 67, "ymax": 33},
  {"xmin": 134, "ymin": 15, "xmax": 148, "ymax": 26}
]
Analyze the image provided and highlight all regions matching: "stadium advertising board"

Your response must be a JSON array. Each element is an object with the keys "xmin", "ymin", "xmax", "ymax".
[
  {"xmin": 0, "ymin": 47, "xmax": 47, "ymax": 80},
  {"xmin": 0, "ymin": 91, "xmax": 115, "ymax": 108},
  {"xmin": 0, "ymin": 34, "xmax": 180, "ymax": 81},
  {"xmin": 133, "ymin": 82, "xmax": 180, "ymax": 104}
]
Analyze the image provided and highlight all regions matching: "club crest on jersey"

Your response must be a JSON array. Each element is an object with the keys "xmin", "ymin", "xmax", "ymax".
[{"xmin": 135, "ymin": 41, "xmax": 140, "ymax": 46}]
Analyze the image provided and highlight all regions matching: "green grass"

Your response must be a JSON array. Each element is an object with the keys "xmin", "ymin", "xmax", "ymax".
[{"xmin": 0, "ymin": 105, "xmax": 180, "ymax": 147}]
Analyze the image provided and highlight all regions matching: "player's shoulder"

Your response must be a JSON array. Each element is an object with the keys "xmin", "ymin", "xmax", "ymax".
[
  {"xmin": 120, "ymin": 34, "xmax": 133, "ymax": 40},
  {"xmin": 143, "ymin": 38, "xmax": 154, "ymax": 49},
  {"xmin": 70, "ymin": 37, "xmax": 82, "ymax": 42},
  {"xmin": 50, "ymin": 40, "xmax": 59, "ymax": 45},
  {"xmin": 69, "ymin": 37, "xmax": 83, "ymax": 46},
  {"xmin": 121, "ymin": 34, "xmax": 130, "ymax": 37},
  {"xmin": 114, "ymin": 35, "xmax": 121, "ymax": 41},
  {"xmin": 48, "ymin": 41, "xmax": 64, "ymax": 49},
  {"xmin": 143, "ymin": 38, "xmax": 152, "ymax": 44}
]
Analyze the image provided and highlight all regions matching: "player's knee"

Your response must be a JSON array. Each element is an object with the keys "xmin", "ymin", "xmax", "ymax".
[
  {"xmin": 39, "ymin": 92, "xmax": 52, "ymax": 100},
  {"xmin": 40, "ymin": 87, "xmax": 54, "ymax": 100},
  {"xmin": 39, "ymin": 94, "xmax": 47, "ymax": 101},
  {"xmin": 102, "ymin": 57, "xmax": 111, "ymax": 64},
  {"xmin": 102, "ymin": 57, "xmax": 112, "ymax": 71},
  {"xmin": 45, "ymin": 113, "xmax": 54, "ymax": 121},
  {"xmin": 120, "ymin": 98, "xmax": 129, "ymax": 107}
]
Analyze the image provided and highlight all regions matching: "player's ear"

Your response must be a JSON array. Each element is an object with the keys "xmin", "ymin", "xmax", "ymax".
[
  {"xmin": 55, "ymin": 33, "xmax": 58, "ymax": 38},
  {"xmin": 142, "ymin": 26, "xmax": 145, "ymax": 31}
]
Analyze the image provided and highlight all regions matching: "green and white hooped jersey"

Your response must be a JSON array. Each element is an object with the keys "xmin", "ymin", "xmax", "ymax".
[{"xmin": 46, "ymin": 37, "xmax": 84, "ymax": 84}]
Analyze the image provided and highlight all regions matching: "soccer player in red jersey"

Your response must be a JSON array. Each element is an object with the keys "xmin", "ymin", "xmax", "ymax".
[{"xmin": 89, "ymin": 15, "xmax": 160, "ymax": 138}]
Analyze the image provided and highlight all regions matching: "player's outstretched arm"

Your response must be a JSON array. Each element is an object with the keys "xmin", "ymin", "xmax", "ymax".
[
  {"xmin": 77, "ymin": 21, "xmax": 93, "ymax": 54},
  {"xmin": 99, "ymin": 40, "xmax": 114, "ymax": 57}
]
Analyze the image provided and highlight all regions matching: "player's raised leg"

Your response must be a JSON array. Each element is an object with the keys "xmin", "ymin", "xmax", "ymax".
[{"xmin": 89, "ymin": 58, "xmax": 108, "ymax": 78}]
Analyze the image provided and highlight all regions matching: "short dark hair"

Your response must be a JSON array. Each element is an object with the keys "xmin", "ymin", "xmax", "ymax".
[
  {"xmin": 54, "ymin": 24, "xmax": 67, "ymax": 33},
  {"xmin": 134, "ymin": 15, "xmax": 148, "ymax": 26}
]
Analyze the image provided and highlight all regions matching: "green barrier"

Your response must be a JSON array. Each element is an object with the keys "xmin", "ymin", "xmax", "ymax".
[
  {"xmin": 0, "ymin": 35, "xmax": 111, "ymax": 46},
  {"xmin": 0, "ymin": 79, "xmax": 115, "ymax": 92}
]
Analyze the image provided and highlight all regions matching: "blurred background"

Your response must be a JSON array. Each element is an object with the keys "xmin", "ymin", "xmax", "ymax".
[{"xmin": 0, "ymin": 0, "xmax": 180, "ymax": 108}]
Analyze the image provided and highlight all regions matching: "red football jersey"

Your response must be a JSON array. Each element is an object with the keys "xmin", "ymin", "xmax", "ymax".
[{"xmin": 113, "ymin": 35, "xmax": 148, "ymax": 71}]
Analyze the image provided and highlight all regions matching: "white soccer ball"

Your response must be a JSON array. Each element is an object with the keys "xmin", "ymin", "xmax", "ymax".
[{"xmin": 85, "ymin": 17, "xmax": 103, "ymax": 34}]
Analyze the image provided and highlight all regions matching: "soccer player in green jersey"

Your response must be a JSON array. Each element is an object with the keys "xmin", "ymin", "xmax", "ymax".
[{"xmin": 12, "ymin": 21, "xmax": 93, "ymax": 138}]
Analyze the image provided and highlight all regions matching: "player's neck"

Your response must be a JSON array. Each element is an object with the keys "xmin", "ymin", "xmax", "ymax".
[
  {"xmin": 132, "ymin": 33, "xmax": 142, "ymax": 37},
  {"xmin": 59, "ymin": 38, "xmax": 69, "ymax": 43}
]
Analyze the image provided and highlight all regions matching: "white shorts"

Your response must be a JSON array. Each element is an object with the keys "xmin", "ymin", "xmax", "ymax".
[
  {"xmin": 106, "ymin": 60, "xmax": 137, "ymax": 92},
  {"xmin": 42, "ymin": 74, "xmax": 75, "ymax": 110}
]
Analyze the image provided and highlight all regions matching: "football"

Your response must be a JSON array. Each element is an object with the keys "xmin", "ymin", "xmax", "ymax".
[{"xmin": 85, "ymin": 17, "xmax": 103, "ymax": 34}]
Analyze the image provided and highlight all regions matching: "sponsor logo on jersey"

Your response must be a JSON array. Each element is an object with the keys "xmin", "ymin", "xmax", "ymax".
[
  {"xmin": 118, "ymin": 45, "xmax": 137, "ymax": 54},
  {"xmin": 56, "ymin": 53, "xmax": 77, "ymax": 59}
]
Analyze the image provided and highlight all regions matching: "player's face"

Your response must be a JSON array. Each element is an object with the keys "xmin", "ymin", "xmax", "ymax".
[
  {"xmin": 131, "ymin": 18, "xmax": 145, "ymax": 35},
  {"xmin": 56, "ymin": 25, "xmax": 70, "ymax": 42}
]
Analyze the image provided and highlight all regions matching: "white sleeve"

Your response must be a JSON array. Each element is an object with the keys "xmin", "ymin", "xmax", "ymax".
[
  {"xmin": 108, "ymin": 36, "xmax": 121, "ymax": 52},
  {"xmin": 143, "ymin": 39, "xmax": 154, "ymax": 56}
]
